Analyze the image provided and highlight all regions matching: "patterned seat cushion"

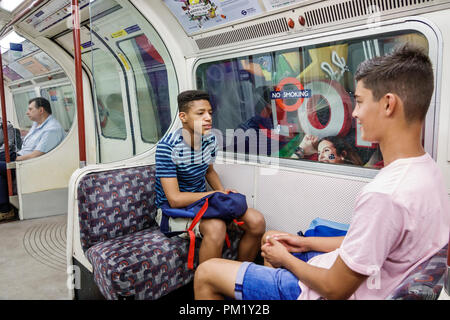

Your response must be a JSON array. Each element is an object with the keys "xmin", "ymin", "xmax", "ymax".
[
  {"xmin": 387, "ymin": 244, "xmax": 448, "ymax": 300},
  {"xmin": 86, "ymin": 225, "xmax": 242, "ymax": 300},
  {"xmin": 78, "ymin": 164, "xmax": 243, "ymax": 299},
  {"xmin": 77, "ymin": 165, "xmax": 157, "ymax": 252}
]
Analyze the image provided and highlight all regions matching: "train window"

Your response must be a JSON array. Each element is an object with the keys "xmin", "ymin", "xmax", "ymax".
[
  {"xmin": 118, "ymin": 34, "xmax": 172, "ymax": 143},
  {"xmin": 5, "ymin": 36, "xmax": 76, "ymax": 137},
  {"xmin": 79, "ymin": 0, "xmax": 178, "ymax": 163},
  {"xmin": 82, "ymin": 49, "xmax": 127, "ymax": 140},
  {"xmin": 196, "ymin": 31, "xmax": 429, "ymax": 171},
  {"xmin": 13, "ymin": 90, "xmax": 36, "ymax": 129},
  {"xmin": 40, "ymin": 84, "xmax": 76, "ymax": 132}
]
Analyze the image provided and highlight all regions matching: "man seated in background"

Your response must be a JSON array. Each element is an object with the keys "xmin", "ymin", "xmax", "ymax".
[
  {"xmin": 0, "ymin": 97, "xmax": 65, "ymax": 221},
  {"xmin": 15, "ymin": 97, "xmax": 65, "ymax": 161}
]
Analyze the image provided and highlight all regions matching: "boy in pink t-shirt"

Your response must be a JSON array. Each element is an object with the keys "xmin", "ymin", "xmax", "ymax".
[
  {"xmin": 193, "ymin": 45, "xmax": 450, "ymax": 300},
  {"xmin": 297, "ymin": 153, "xmax": 449, "ymax": 299}
]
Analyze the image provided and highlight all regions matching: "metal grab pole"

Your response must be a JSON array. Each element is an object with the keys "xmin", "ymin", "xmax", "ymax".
[
  {"xmin": 0, "ymin": 50, "xmax": 14, "ymax": 197},
  {"xmin": 72, "ymin": 0, "xmax": 86, "ymax": 168}
]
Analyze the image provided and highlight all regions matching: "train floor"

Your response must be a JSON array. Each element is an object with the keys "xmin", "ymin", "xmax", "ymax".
[{"xmin": 0, "ymin": 214, "xmax": 69, "ymax": 300}]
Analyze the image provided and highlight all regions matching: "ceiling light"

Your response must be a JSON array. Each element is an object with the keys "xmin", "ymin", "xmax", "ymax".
[{"xmin": 0, "ymin": 0, "xmax": 27, "ymax": 12}]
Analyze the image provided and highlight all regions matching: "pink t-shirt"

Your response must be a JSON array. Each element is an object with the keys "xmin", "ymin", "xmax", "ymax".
[{"xmin": 298, "ymin": 153, "xmax": 450, "ymax": 300}]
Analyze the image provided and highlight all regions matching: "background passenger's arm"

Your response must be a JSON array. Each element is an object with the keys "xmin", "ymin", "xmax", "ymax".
[{"xmin": 15, "ymin": 150, "xmax": 45, "ymax": 161}]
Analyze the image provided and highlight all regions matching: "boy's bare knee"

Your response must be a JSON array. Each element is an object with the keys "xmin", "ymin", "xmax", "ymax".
[
  {"xmin": 195, "ymin": 258, "xmax": 220, "ymax": 285},
  {"xmin": 253, "ymin": 210, "xmax": 266, "ymax": 234},
  {"xmin": 200, "ymin": 219, "xmax": 227, "ymax": 242},
  {"xmin": 243, "ymin": 209, "xmax": 266, "ymax": 236}
]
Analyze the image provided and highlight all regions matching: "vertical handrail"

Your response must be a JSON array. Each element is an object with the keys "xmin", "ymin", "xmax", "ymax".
[
  {"xmin": 72, "ymin": 0, "xmax": 86, "ymax": 168},
  {"xmin": 0, "ymin": 50, "xmax": 14, "ymax": 197}
]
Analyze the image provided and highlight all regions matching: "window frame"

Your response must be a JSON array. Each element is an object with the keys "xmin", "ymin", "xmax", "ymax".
[
  {"xmin": 39, "ymin": 81, "xmax": 77, "ymax": 132},
  {"xmin": 51, "ymin": 0, "xmax": 180, "ymax": 163},
  {"xmin": 11, "ymin": 89, "xmax": 37, "ymax": 129},
  {"xmin": 192, "ymin": 18, "xmax": 441, "ymax": 179},
  {"xmin": 116, "ymin": 33, "xmax": 170, "ymax": 144},
  {"xmin": 81, "ymin": 39, "xmax": 131, "ymax": 142}
]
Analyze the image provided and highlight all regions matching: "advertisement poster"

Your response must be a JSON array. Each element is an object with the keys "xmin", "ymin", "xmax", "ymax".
[
  {"xmin": 163, "ymin": 0, "xmax": 263, "ymax": 34},
  {"xmin": 2, "ymin": 65, "xmax": 22, "ymax": 82},
  {"xmin": 34, "ymin": 51, "xmax": 61, "ymax": 72},
  {"xmin": 18, "ymin": 56, "xmax": 49, "ymax": 76},
  {"xmin": 8, "ymin": 61, "xmax": 34, "ymax": 79},
  {"xmin": 262, "ymin": 0, "xmax": 307, "ymax": 11}
]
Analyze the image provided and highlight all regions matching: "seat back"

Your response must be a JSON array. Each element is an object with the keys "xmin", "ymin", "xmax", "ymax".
[
  {"xmin": 14, "ymin": 128, "xmax": 22, "ymax": 151},
  {"xmin": 388, "ymin": 244, "xmax": 448, "ymax": 300},
  {"xmin": 77, "ymin": 165, "xmax": 157, "ymax": 252}
]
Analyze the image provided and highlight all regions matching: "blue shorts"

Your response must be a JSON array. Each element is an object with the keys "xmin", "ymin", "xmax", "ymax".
[{"xmin": 234, "ymin": 251, "xmax": 324, "ymax": 300}]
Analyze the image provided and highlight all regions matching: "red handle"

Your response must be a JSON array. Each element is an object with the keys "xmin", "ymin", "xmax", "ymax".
[{"xmin": 187, "ymin": 198, "xmax": 209, "ymax": 270}]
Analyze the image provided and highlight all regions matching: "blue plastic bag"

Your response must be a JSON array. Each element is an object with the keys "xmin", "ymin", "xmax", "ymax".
[
  {"xmin": 293, "ymin": 218, "xmax": 350, "ymax": 262},
  {"xmin": 301, "ymin": 217, "xmax": 349, "ymax": 237}
]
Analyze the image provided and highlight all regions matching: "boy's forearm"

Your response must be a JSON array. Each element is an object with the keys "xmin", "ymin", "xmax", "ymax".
[
  {"xmin": 15, "ymin": 150, "xmax": 45, "ymax": 161},
  {"xmin": 168, "ymin": 190, "xmax": 217, "ymax": 208},
  {"xmin": 283, "ymin": 254, "xmax": 334, "ymax": 299},
  {"xmin": 305, "ymin": 236, "xmax": 345, "ymax": 253},
  {"xmin": 283, "ymin": 253, "xmax": 366, "ymax": 300}
]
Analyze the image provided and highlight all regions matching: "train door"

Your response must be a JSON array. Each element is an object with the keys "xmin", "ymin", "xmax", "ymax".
[
  {"xmin": 56, "ymin": 25, "xmax": 133, "ymax": 163},
  {"xmin": 82, "ymin": 33, "xmax": 134, "ymax": 162},
  {"xmin": 87, "ymin": 0, "xmax": 178, "ymax": 158},
  {"xmin": 54, "ymin": 0, "xmax": 178, "ymax": 163}
]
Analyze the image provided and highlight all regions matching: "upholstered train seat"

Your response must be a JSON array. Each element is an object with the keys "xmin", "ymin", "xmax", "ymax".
[
  {"xmin": 388, "ymin": 244, "xmax": 448, "ymax": 300},
  {"xmin": 77, "ymin": 165, "xmax": 241, "ymax": 300}
]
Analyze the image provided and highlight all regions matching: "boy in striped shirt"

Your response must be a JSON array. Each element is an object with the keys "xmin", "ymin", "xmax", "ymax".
[{"xmin": 155, "ymin": 90, "xmax": 266, "ymax": 265}]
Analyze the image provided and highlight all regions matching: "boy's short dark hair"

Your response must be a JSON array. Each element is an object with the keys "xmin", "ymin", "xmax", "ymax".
[
  {"xmin": 177, "ymin": 90, "xmax": 210, "ymax": 113},
  {"xmin": 29, "ymin": 97, "xmax": 52, "ymax": 115},
  {"xmin": 355, "ymin": 44, "xmax": 434, "ymax": 123}
]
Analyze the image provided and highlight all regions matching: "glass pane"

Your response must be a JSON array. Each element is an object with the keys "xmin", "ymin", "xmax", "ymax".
[
  {"xmin": 82, "ymin": 49, "xmax": 127, "ymax": 140},
  {"xmin": 118, "ymin": 34, "xmax": 171, "ymax": 143},
  {"xmin": 85, "ymin": 0, "xmax": 178, "ymax": 163},
  {"xmin": 2, "ymin": 39, "xmax": 61, "ymax": 82},
  {"xmin": 6, "ymin": 43, "xmax": 75, "ymax": 134},
  {"xmin": 196, "ymin": 31, "xmax": 429, "ymax": 170},
  {"xmin": 40, "ymin": 84, "xmax": 76, "ymax": 132},
  {"xmin": 12, "ymin": 90, "xmax": 36, "ymax": 129}
]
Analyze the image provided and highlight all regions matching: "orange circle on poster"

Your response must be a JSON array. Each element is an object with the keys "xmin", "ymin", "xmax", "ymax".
[{"xmin": 275, "ymin": 77, "xmax": 305, "ymax": 112}]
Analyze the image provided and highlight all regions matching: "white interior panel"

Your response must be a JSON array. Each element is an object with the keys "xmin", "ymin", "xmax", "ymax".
[
  {"xmin": 214, "ymin": 160, "xmax": 371, "ymax": 235},
  {"xmin": 213, "ymin": 162, "xmax": 256, "ymax": 208},
  {"xmin": 255, "ymin": 168, "xmax": 369, "ymax": 234}
]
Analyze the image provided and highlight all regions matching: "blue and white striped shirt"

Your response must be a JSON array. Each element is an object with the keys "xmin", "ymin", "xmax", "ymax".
[{"xmin": 155, "ymin": 128, "xmax": 218, "ymax": 208}]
